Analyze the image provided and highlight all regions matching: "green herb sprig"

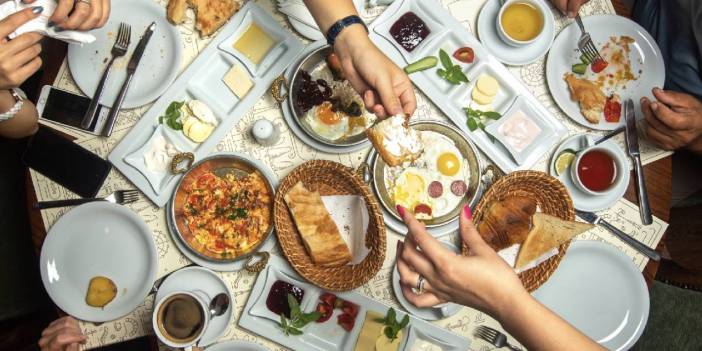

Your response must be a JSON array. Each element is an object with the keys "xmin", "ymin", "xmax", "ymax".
[
  {"xmin": 464, "ymin": 107, "xmax": 501, "ymax": 134},
  {"xmin": 374, "ymin": 308, "xmax": 409, "ymax": 341},
  {"xmin": 437, "ymin": 49, "xmax": 469, "ymax": 85},
  {"xmin": 159, "ymin": 101, "xmax": 185, "ymax": 130},
  {"xmin": 278, "ymin": 293, "xmax": 321, "ymax": 336}
]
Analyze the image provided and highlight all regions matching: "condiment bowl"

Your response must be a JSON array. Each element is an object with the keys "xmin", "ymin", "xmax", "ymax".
[
  {"xmin": 496, "ymin": 0, "xmax": 547, "ymax": 47},
  {"xmin": 570, "ymin": 146, "xmax": 626, "ymax": 196}
]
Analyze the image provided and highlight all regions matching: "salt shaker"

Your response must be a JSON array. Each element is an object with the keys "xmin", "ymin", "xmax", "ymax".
[{"xmin": 251, "ymin": 119, "xmax": 280, "ymax": 146}]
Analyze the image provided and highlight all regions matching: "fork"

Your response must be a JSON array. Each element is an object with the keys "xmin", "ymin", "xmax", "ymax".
[
  {"xmin": 574, "ymin": 14, "xmax": 603, "ymax": 63},
  {"xmin": 474, "ymin": 325, "xmax": 521, "ymax": 351},
  {"xmin": 80, "ymin": 22, "xmax": 132, "ymax": 130},
  {"xmin": 34, "ymin": 190, "xmax": 140, "ymax": 210}
]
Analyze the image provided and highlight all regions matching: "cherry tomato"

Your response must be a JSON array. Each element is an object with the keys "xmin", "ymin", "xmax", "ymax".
[
  {"xmin": 319, "ymin": 292, "xmax": 337, "ymax": 307},
  {"xmin": 341, "ymin": 301, "xmax": 359, "ymax": 318},
  {"xmin": 591, "ymin": 58, "xmax": 608, "ymax": 73},
  {"xmin": 453, "ymin": 47, "xmax": 475, "ymax": 64},
  {"xmin": 604, "ymin": 98, "xmax": 621, "ymax": 123},
  {"xmin": 315, "ymin": 302, "xmax": 333, "ymax": 323},
  {"xmin": 414, "ymin": 203, "xmax": 433, "ymax": 217},
  {"xmin": 337, "ymin": 313, "xmax": 356, "ymax": 332}
]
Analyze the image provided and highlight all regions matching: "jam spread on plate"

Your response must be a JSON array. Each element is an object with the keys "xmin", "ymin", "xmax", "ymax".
[
  {"xmin": 390, "ymin": 12, "xmax": 430, "ymax": 52},
  {"xmin": 266, "ymin": 280, "xmax": 305, "ymax": 318}
]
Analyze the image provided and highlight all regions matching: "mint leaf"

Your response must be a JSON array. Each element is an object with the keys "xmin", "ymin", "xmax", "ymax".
[
  {"xmin": 439, "ymin": 49, "xmax": 452, "ymax": 70},
  {"xmin": 288, "ymin": 327, "xmax": 303, "ymax": 336},
  {"xmin": 387, "ymin": 308, "xmax": 396, "ymax": 325},
  {"xmin": 399, "ymin": 315, "xmax": 410, "ymax": 329},
  {"xmin": 467, "ymin": 117, "xmax": 478, "ymax": 131},
  {"xmin": 287, "ymin": 294, "xmax": 301, "ymax": 318},
  {"xmin": 483, "ymin": 111, "xmax": 502, "ymax": 120}
]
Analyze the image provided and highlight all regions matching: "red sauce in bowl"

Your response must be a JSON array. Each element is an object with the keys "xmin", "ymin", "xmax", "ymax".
[
  {"xmin": 577, "ymin": 150, "xmax": 617, "ymax": 192},
  {"xmin": 266, "ymin": 280, "xmax": 305, "ymax": 318},
  {"xmin": 389, "ymin": 12, "xmax": 430, "ymax": 52}
]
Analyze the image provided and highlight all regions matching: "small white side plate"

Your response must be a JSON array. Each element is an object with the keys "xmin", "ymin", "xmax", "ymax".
[
  {"xmin": 206, "ymin": 340, "xmax": 270, "ymax": 351},
  {"xmin": 67, "ymin": 0, "xmax": 182, "ymax": 108},
  {"xmin": 546, "ymin": 15, "xmax": 665, "ymax": 130},
  {"xmin": 533, "ymin": 240, "xmax": 649, "ymax": 351},
  {"xmin": 549, "ymin": 134, "xmax": 630, "ymax": 212},
  {"xmin": 39, "ymin": 202, "xmax": 157, "ymax": 322},
  {"xmin": 154, "ymin": 266, "xmax": 234, "ymax": 347},
  {"xmin": 477, "ymin": 0, "xmax": 556, "ymax": 66}
]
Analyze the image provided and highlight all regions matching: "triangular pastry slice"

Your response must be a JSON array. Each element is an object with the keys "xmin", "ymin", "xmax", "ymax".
[{"xmin": 515, "ymin": 213, "xmax": 594, "ymax": 269}]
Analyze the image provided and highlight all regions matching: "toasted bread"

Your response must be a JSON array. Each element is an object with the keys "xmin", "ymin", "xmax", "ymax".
[
  {"xmin": 564, "ymin": 73, "xmax": 606, "ymax": 124},
  {"xmin": 515, "ymin": 213, "xmax": 593, "ymax": 268},
  {"xmin": 366, "ymin": 114, "xmax": 423, "ymax": 167},
  {"xmin": 188, "ymin": 0, "xmax": 240, "ymax": 37},
  {"xmin": 167, "ymin": 0, "xmax": 187, "ymax": 24}
]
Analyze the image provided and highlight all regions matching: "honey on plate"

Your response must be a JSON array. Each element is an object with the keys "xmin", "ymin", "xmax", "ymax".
[
  {"xmin": 501, "ymin": 2, "xmax": 544, "ymax": 41},
  {"xmin": 234, "ymin": 22, "xmax": 275, "ymax": 65}
]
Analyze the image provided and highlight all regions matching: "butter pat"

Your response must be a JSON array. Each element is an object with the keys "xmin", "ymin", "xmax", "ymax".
[
  {"xmin": 223, "ymin": 64, "xmax": 253, "ymax": 98},
  {"xmin": 354, "ymin": 311, "xmax": 385, "ymax": 351},
  {"xmin": 472, "ymin": 74, "xmax": 500, "ymax": 105}
]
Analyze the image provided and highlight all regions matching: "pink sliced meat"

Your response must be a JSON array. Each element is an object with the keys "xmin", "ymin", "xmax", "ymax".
[
  {"xmin": 428, "ymin": 181, "xmax": 443, "ymax": 198},
  {"xmin": 451, "ymin": 180, "xmax": 468, "ymax": 196}
]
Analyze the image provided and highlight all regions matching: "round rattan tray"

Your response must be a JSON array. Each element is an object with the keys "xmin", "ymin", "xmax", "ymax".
[
  {"xmin": 462, "ymin": 170, "xmax": 574, "ymax": 292},
  {"xmin": 274, "ymin": 160, "xmax": 386, "ymax": 291}
]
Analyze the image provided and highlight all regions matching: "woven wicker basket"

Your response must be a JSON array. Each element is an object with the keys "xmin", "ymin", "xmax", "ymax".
[
  {"xmin": 274, "ymin": 160, "xmax": 386, "ymax": 291},
  {"xmin": 462, "ymin": 170, "xmax": 575, "ymax": 292}
]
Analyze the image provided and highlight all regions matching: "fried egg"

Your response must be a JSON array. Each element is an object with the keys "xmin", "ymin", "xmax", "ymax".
[
  {"xmin": 305, "ymin": 101, "xmax": 349, "ymax": 141},
  {"xmin": 391, "ymin": 167, "xmax": 432, "ymax": 213},
  {"xmin": 419, "ymin": 132, "xmax": 464, "ymax": 177}
]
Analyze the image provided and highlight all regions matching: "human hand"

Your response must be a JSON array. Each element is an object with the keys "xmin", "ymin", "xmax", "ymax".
[
  {"xmin": 24, "ymin": 0, "xmax": 111, "ymax": 31},
  {"xmin": 549, "ymin": 0, "xmax": 589, "ymax": 17},
  {"xmin": 641, "ymin": 88, "xmax": 702, "ymax": 155},
  {"xmin": 0, "ymin": 6, "xmax": 44, "ymax": 90},
  {"xmin": 38, "ymin": 316, "xmax": 87, "ymax": 351},
  {"xmin": 332, "ymin": 25, "xmax": 416, "ymax": 118},
  {"xmin": 395, "ymin": 204, "xmax": 528, "ymax": 319}
]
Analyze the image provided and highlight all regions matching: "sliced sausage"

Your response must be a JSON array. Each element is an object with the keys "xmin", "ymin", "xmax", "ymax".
[
  {"xmin": 451, "ymin": 180, "xmax": 468, "ymax": 196},
  {"xmin": 428, "ymin": 181, "xmax": 443, "ymax": 198}
]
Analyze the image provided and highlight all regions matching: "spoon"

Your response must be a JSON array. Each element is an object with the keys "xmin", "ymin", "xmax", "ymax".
[
  {"xmin": 575, "ymin": 126, "xmax": 625, "ymax": 155},
  {"xmin": 208, "ymin": 293, "xmax": 230, "ymax": 318}
]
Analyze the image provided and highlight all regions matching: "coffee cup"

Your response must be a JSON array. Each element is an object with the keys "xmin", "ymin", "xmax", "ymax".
[
  {"xmin": 570, "ymin": 146, "xmax": 626, "ymax": 196},
  {"xmin": 152, "ymin": 290, "xmax": 211, "ymax": 350},
  {"xmin": 496, "ymin": 0, "xmax": 546, "ymax": 47}
]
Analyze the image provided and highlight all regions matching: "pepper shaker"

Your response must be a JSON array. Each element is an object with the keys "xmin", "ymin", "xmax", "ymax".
[{"xmin": 251, "ymin": 119, "xmax": 280, "ymax": 146}]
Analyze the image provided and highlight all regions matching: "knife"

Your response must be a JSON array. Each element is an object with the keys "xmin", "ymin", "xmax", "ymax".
[
  {"xmin": 576, "ymin": 210, "xmax": 660, "ymax": 261},
  {"xmin": 624, "ymin": 99, "xmax": 653, "ymax": 225},
  {"xmin": 101, "ymin": 22, "xmax": 157, "ymax": 137}
]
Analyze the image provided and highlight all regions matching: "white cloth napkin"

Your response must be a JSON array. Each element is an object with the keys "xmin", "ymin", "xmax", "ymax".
[
  {"xmin": 498, "ymin": 244, "xmax": 559, "ymax": 274},
  {"xmin": 277, "ymin": 0, "xmax": 318, "ymax": 29},
  {"xmin": 321, "ymin": 195, "xmax": 370, "ymax": 265},
  {"xmin": 0, "ymin": 0, "xmax": 95, "ymax": 44}
]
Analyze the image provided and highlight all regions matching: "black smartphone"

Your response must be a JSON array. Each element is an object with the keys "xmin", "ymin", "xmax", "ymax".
[
  {"xmin": 36, "ymin": 85, "xmax": 108, "ymax": 135},
  {"xmin": 22, "ymin": 126, "xmax": 112, "ymax": 198}
]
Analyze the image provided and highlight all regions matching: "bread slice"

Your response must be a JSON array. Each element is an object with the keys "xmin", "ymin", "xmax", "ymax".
[
  {"xmin": 166, "ymin": 0, "xmax": 187, "ymax": 24},
  {"xmin": 284, "ymin": 182, "xmax": 352, "ymax": 267},
  {"xmin": 477, "ymin": 196, "xmax": 537, "ymax": 250},
  {"xmin": 366, "ymin": 114, "xmax": 423, "ymax": 167},
  {"xmin": 515, "ymin": 213, "xmax": 594, "ymax": 269}
]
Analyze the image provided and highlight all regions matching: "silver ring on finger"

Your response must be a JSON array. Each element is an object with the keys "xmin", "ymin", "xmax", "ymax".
[{"xmin": 415, "ymin": 275, "xmax": 426, "ymax": 295}]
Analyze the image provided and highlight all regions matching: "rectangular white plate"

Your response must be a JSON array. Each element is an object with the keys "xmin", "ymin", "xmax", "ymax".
[
  {"xmin": 239, "ymin": 256, "xmax": 471, "ymax": 351},
  {"xmin": 108, "ymin": 3, "xmax": 304, "ymax": 207},
  {"xmin": 368, "ymin": 0, "xmax": 567, "ymax": 172}
]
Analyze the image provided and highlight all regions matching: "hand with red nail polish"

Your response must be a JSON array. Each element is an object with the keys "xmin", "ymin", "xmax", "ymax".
[{"xmin": 395, "ymin": 204, "xmax": 602, "ymax": 350}]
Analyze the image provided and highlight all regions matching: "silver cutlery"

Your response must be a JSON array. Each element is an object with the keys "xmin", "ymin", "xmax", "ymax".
[
  {"xmin": 208, "ymin": 293, "xmax": 230, "ymax": 318},
  {"xmin": 574, "ymin": 126, "xmax": 626, "ymax": 155},
  {"xmin": 576, "ymin": 210, "xmax": 660, "ymax": 261},
  {"xmin": 574, "ymin": 14, "xmax": 604, "ymax": 63},
  {"xmin": 624, "ymin": 99, "xmax": 653, "ymax": 225},
  {"xmin": 474, "ymin": 325, "xmax": 521, "ymax": 351},
  {"xmin": 80, "ymin": 22, "xmax": 131, "ymax": 130},
  {"xmin": 34, "ymin": 190, "xmax": 139, "ymax": 210},
  {"xmin": 101, "ymin": 22, "xmax": 157, "ymax": 137}
]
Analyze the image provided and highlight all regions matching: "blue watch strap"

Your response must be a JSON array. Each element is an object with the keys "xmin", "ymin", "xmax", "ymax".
[{"xmin": 326, "ymin": 15, "xmax": 367, "ymax": 47}]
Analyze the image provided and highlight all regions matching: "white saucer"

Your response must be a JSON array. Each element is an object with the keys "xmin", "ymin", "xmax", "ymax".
[
  {"xmin": 207, "ymin": 340, "xmax": 270, "ymax": 351},
  {"xmin": 549, "ymin": 134, "xmax": 630, "ymax": 212},
  {"xmin": 154, "ymin": 266, "xmax": 234, "ymax": 347},
  {"xmin": 533, "ymin": 240, "xmax": 649, "ymax": 350},
  {"xmin": 477, "ymin": 0, "xmax": 556, "ymax": 66},
  {"xmin": 392, "ymin": 241, "xmax": 463, "ymax": 320}
]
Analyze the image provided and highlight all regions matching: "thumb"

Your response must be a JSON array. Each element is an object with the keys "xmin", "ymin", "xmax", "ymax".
[
  {"xmin": 652, "ymin": 88, "xmax": 695, "ymax": 108},
  {"xmin": 459, "ymin": 204, "xmax": 490, "ymax": 255}
]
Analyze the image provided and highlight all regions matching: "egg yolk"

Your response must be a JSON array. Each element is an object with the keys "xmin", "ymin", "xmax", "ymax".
[
  {"xmin": 393, "ymin": 173, "xmax": 425, "ymax": 209},
  {"xmin": 316, "ymin": 102, "xmax": 342, "ymax": 125},
  {"xmin": 437, "ymin": 153, "xmax": 460, "ymax": 176}
]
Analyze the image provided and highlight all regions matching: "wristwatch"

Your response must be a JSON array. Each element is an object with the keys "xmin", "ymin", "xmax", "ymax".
[{"xmin": 0, "ymin": 88, "xmax": 25, "ymax": 122}]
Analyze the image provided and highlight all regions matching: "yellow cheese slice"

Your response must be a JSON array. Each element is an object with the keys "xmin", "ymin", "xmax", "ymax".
[
  {"xmin": 376, "ymin": 330, "xmax": 403, "ymax": 351},
  {"xmin": 472, "ymin": 88, "xmax": 495, "ymax": 105},
  {"xmin": 186, "ymin": 121, "xmax": 214, "ymax": 143},
  {"xmin": 354, "ymin": 311, "xmax": 385, "ymax": 351},
  {"xmin": 182, "ymin": 116, "xmax": 197, "ymax": 136},
  {"xmin": 476, "ymin": 74, "xmax": 500, "ymax": 96},
  {"xmin": 223, "ymin": 65, "xmax": 254, "ymax": 98}
]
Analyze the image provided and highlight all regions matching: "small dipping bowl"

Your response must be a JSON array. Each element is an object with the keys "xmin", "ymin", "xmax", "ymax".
[{"xmin": 496, "ymin": 0, "xmax": 547, "ymax": 47}]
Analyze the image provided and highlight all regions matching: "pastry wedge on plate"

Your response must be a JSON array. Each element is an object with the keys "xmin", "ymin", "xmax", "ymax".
[
  {"xmin": 564, "ymin": 73, "xmax": 606, "ymax": 123},
  {"xmin": 167, "ymin": 0, "xmax": 240, "ymax": 37},
  {"xmin": 515, "ymin": 213, "xmax": 593, "ymax": 268}
]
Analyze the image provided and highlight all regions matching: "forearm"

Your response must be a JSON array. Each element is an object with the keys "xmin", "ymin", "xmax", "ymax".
[
  {"xmin": 303, "ymin": 0, "xmax": 359, "ymax": 34},
  {"xmin": 496, "ymin": 291, "xmax": 603, "ymax": 351},
  {"xmin": 0, "ymin": 90, "xmax": 39, "ymax": 139}
]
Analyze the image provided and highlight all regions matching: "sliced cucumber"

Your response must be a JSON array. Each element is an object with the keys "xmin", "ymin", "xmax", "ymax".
[
  {"xmin": 572, "ymin": 63, "xmax": 588, "ymax": 75},
  {"xmin": 404, "ymin": 56, "xmax": 438, "ymax": 74},
  {"xmin": 580, "ymin": 54, "xmax": 592, "ymax": 65}
]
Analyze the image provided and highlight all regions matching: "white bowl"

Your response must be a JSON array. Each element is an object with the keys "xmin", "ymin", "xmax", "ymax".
[
  {"xmin": 496, "ymin": 0, "xmax": 547, "ymax": 47},
  {"xmin": 570, "ymin": 146, "xmax": 627, "ymax": 196}
]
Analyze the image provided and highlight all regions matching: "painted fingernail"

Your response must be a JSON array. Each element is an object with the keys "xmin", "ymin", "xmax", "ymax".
[
  {"xmin": 396, "ymin": 241, "xmax": 403, "ymax": 254},
  {"xmin": 651, "ymin": 102, "xmax": 658, "ymax": 110},
  {"xmin": 32, "ymin": 6, "xmax": 43, "ymax": 14},
  {"xmin": 463, "ymin": 204, "xmax": 472, "ymax": 220},
  {"xmin": 396, "ymin": 205, "xmax": 406, "ymax": 219}
]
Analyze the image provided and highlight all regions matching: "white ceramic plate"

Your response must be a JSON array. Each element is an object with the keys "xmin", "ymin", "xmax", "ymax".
[
  {"xmin": 532, "ymin": 240, "xmax": 649, "ymax": 351},
  {"xmin": 154, "ymin": 266, "xmax": 234, "ymax": 347},
  {"xmin": 207, "ymin": 340, "xmax": 270, "ymax": 351},
  {"xmin": 477, "ymin": 0, "xmax": 556, "ymax": 66},
  {"xmin": 546, "ymin": 15, "xmax": 665, "ymax": 130},
  {"xmin": 67, "ymin": 0, "xmax": 182, "ymax": 109},
  {"xmin": 392, "ymin": 241, "xmax": 463, "ymax": 320},
  {"xmin": 39, "ymin": 202, "xmax": 157, "ymax": 322},
  {"xmin": 549, "ymin": 133, "xmax": 630, "ymax": 212}
]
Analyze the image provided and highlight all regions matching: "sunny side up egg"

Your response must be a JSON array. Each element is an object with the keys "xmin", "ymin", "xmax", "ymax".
[{"xmin": 304, "ymin": 101, "xmax": 349, "ymax": 141}]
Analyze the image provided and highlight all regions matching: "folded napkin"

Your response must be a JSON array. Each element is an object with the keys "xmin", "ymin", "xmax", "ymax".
[
  {"xmin": 321, "ymin": 195, "xmax": 370, "ymax": 266},
  {"xmin": 0, "ymin": 0, "xmax": 95, "ymax": 44},
  {"xmin": 498, "ymin": 244, "xmax": 559, "ymax": 274},
  {"xmin": 277, "ymin": 0, "xmax": 318, "ymax": 29}
]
